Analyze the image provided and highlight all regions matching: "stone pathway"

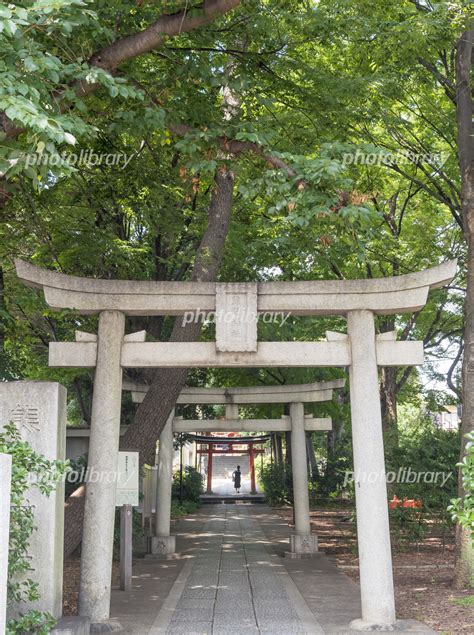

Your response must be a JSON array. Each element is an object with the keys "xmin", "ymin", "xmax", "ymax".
[
  {"xmin": 150, "ymin": 505, "xmax": 322, "ymax": 634},
  {"xmin": 111, "ymin": 504, "xmax": 437, "ymax": 635}
]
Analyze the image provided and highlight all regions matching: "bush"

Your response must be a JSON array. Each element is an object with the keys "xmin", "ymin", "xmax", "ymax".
[
  {"xmin": 386, "ymin": 416, "xmax": 458, "ymax": 515},
  {"xmin": 448, "ymin": 431, "xmax": 474, "ymax": 546},
  {"xmin": 171, "ymin": 500, "xmax": 201, "ymax": 518},
  {"xmin": 257, "ymin": 460, "xmax": 290, "ymax": 506},
  {"xmin": 317, "ymin": 445, "xmax": 354, "ymax": 499},
  {"xmin": 172, "ymin": 466, "xmax": 203, "ymax": 503},
  {"xmin": 0, "ymin": 423, "xmax": 69, "ymax": 634},
  {"xmin": 389, "ymin": 506, "xmax": 427, "ymax": 551},
  {"xmin": 384, "ymin": 412, "xmax": 459, "ymax": 549}
]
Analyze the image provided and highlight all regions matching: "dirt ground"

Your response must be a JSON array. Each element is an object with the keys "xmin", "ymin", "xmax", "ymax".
[
  {"xmin": 63, "ymin": 558, "xmax": 120, "ymax": 617},
  {"xmin": 277, "ymin": 507, "xmax": 474, "ymax": 634}
]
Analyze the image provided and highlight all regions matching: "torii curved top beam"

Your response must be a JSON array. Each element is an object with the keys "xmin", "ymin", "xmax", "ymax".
[
  {"xmin": 123, "ymin": 379, "xmax": 345, "ymax": 404},
  {"xmin": 15, "ymin": 259, "xmax": 457, "ymax": 316}
]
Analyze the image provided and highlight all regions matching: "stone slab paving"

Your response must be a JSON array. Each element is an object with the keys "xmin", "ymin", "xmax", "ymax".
[
  {"xmin": 111, "ymin": 504, "xmax": 437, "ymax": 635},
  {"xmin": 151, "ymin": 504, "xmax": 321, "ymax": 634}
]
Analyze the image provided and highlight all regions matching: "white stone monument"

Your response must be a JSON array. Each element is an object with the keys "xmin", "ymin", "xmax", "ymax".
[{"xmin": 0, "ymin": 381, "xmax": 66, "ymax": 620}]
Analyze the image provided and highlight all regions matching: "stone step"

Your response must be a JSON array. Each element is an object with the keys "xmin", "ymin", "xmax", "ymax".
[{"xmin": 200, "ymin": 493, "xmax": 265, "ymax": 504}]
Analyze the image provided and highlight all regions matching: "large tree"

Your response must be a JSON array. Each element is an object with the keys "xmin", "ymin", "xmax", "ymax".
[{"xmin": 2, "ymin": 1, "xmax": 471, "ymax": 573}]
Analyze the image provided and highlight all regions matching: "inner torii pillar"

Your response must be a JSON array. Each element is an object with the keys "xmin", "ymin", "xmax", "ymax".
[
  {"xmin": 150, "ymin": 410, "xmax": 176, "ymax": 558},
  {"xmin": 248, "ymin": 442, "xmax": 257, "ymax": 494},
  {"xmin": 288, "ymin": 402, "xmax": 317, "ymax": 556},
  {"xmin": 206, "ymin": 443, "xmax": 214, "ymax": 493}
]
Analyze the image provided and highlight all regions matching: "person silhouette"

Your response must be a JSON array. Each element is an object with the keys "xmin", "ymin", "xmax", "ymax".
[{"xmin": 232, "ymin": 465, "xmax": 241, "ymax": 494}]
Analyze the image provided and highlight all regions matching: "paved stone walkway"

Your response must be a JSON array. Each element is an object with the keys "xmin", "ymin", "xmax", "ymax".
[
  {"xmin": 110, "ymin": 504, "xmax": 437, "ymax": 635},
  {"xmin": 156, "ymin": 505, "xmax": 319, "ymax": 634}
]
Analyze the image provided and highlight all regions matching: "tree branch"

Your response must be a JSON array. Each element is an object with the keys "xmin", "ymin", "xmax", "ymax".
[
  {"xmin": 447, "ymin": 341, "xmax": 463, "ymax": 399},
  {"xmin": 2, "ymin": 0, "xmax": 242, "ymax": 140},
  {"xmin": 418, "ymin": 57, "xmax": 456, "ymax": 103},
  {"xmin": 89, "ymin": 0, "xmax": 242, "ymax": 72},
  {"xmin": 168, "ymin": 122, "xmax": 303, "ymax": 182}
]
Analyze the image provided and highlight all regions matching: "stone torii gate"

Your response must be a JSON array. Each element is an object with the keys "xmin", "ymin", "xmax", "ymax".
[
  {"xmin": 14, "ymin": 258, "xmax": 456, "ymax": 631},
  {"xmin": 124, "ymin": 379, "xmax": 342, "ymax": 558}
]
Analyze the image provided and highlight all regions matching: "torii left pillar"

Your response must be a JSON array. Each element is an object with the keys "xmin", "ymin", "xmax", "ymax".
[{"xmin": 78, "ymin": 311, "xmax": 125, "ymax": 628}]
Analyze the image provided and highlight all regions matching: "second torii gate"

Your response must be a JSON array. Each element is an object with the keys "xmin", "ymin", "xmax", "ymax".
[{"xmin": 124, "ymin": 379, "xmax": 342, "ymax": 558}]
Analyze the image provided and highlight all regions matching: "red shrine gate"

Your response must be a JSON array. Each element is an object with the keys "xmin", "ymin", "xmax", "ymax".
[{"xmin": 195, "ymin": 433, "xmax": 268, "ymax": 494}]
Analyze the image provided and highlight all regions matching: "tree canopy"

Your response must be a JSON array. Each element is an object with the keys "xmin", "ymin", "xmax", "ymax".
[{"xmin": 0, "ymin": 0, "xmax": 473, "ymax": 586}]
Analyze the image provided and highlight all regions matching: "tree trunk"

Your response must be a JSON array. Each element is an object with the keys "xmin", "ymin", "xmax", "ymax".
[
  {"xmin": 456, "ymin": 199, "xmax": 474, "ymax": 588},
  {"xmin": 454, "ymin": 27, "xmax": 474, "ymax": 589},
  {"xmin": 120, "ymin": 166, "xmax": 235, "ymax": 465},
  {"xmin": 379, "ymin": 318, "xmax": 399, "ymax": 442},
  {"xmin": 380, "ymin": 366, "xmax": 398, "ymax": 444},
  {"xmin": 306, "ymin": 432, "xmax": 318, "ymax": 482},
  {"xmin": 62, "ymin": 167, "xmax": 234, "ymax": 557},
  {"xmin": 285, "ymin": 431, "xmax": 292, "ymax": 466},
  {"xmin": 0, "ymin": 265, "xmax": 6, "ymax": 377},
  {"xmin": 274, "ymin": 433, "xmax": 283, "ymax": 464},
  {"xmin": 284, "ymin": 402, "xmax": 292, "ymax": 466}
]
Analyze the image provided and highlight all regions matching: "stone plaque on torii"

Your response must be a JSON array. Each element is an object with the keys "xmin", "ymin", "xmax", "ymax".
[
  {"xmin": 14, "ymin": 258, "xmax": 456, "ymax": 631},
  {"xmin": 124, "ymin": 379, "xmax": 344, "ymax": 558}
]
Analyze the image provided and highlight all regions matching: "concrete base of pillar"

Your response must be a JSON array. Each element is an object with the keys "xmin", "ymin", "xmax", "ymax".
[
  {"xmin": 149, "ymin": 535, "xmax": 176, "ymax": 557},
  {"xmin": 51, "ymin": 617, "xmax": 91, "ymax": 635},
  {"xmin": 284, "ymin": 533, "xmax": 318, "ymax": 558},
  {"xmin": 351, "ymin": 618, "xmax": 436, "ymax": 632}
]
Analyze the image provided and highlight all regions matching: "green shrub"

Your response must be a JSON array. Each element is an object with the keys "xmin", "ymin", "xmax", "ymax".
[
  {"xmin": 386, "ymin": 419, "xmax": 459, "ymax": 511},
  {"xmin": 171, "ymin": 500, "xmax": 201, "ymax": 518},
  {"xmin": 172, "ymin": 466, "xmax": 203, "ymax": 503},
  {"xmin": 448, "ymin": 431, "xmax": 474, "ymax": 546},
  {"xmin": 389, "ymin": 506, "xmax": 427, "ymax": 551},
  {"xmin": 384, "ymin": 412, "xmax": 459, "ymax": 549},
  {"xmin": 317, "ymin": 446, "xmax": 353, "ymax": 499},
  {"xmin": 257, "ymin": 461, "xmax": 290, "ymax": 506},
  {"xmin": 0, "ymin": 423, "xmax": 69, "ymax": 634}
]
